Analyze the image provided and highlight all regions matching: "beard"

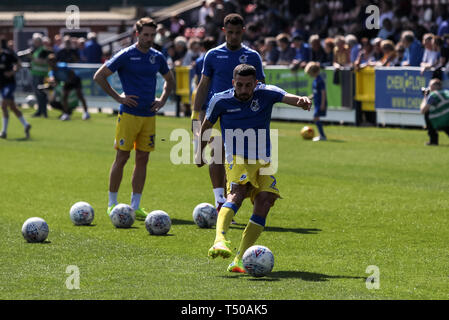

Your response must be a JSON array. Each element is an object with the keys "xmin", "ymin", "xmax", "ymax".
[{"xmin": 235, "ymin": 92, "xmax": 251, "ymax": 101}]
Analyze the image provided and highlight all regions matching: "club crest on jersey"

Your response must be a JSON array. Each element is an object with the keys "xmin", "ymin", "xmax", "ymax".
[
  {"xmin": 239, "ymin": 54, "xmax": 248, "ymax": 63},
  {"xmin": 149, "ymin": 55, "xmax": 156, "ymax": 64},
  {"xmin": 250, "ymin": 99, "xmax": 260, "ymax": 112}
]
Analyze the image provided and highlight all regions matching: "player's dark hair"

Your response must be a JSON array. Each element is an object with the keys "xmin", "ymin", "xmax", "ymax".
[
  {"xmin": 135, "ymin": 17, "xmax": 157, "ymax": 33},
  {"xmin": 233, "ymin": 64, "xmax": 256, "ymax": 78},
  {"xmin": 223, "ymin": 13, "xmax": 244, "ymax": 27},
  {"xmin": 202, "ymin": 36, "xmax": 216, "ymax": 51}
]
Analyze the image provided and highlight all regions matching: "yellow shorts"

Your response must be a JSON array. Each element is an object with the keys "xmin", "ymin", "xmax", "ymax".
[
  {"xmin": 225, "ymin": 156, "xmax": 280, "ymax": 203},
  {"xmin": 114, "ymin": 112, "xmax": 156, "ymax": 152}
]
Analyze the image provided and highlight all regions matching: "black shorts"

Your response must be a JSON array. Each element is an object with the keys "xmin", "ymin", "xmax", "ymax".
[{"xmin": 63, "ymin": 76, "xmax": 82, "ymax": 91}]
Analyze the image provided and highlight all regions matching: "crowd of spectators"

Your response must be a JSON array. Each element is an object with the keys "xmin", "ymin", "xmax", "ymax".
[
  {"xmin": 13, "ymin": 0, "xmax": 449, "ymax": 75},
  {"xmin": 149, "ymin": 0, "xmax": 449, "ymax": 76}
]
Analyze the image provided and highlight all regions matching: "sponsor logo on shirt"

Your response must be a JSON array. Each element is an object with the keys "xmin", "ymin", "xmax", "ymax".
[
  {"xmin": 130, "ymin": 57, "xmax": 141, "ymax": 61},
  {"xmin": 216, "ymin": 55, "xmax": 228, "ymax": 59},
  {"xmin": 227, "ymin": 108, "xmax": 242, "ymax": 113}
]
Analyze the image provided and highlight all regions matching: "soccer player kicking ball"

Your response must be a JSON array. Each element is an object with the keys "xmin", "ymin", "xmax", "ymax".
[
  {"xmin": 192, "ymin": 13, "xmax": 265, "ymax": 213},
  {"xmin": 93, "ymin": 17, "xmax": 174, "ymax": 219},
  {"xmin": 196, "ymin": 64, "xmax": 311, "ymax": 273}
]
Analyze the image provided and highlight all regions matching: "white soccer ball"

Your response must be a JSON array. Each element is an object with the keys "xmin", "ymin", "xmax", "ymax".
[
  {"xmin": 242, "ymin": 245, "xmax": 274, "ymax": 277},
  {"xmin": 145, "ymin": 210, "xmax": 171, "ymax": 235},
  {"xmin": 69, "ymin": 201, "xmax": 95, "ymax": 225},
  {"xmin": 26, "ymin": 95, "xmax": 36, "ymax": 108},
  {"xmin": 22, "ymin": 217, "xmax": 49, "ymax": 243},
  {"xmin": 109, "ymin": 204, "xmax": 135, "ymax": 228},
  {"xmin": 192, "ymin": 202, "xmax": 218, "ymax": 228}
]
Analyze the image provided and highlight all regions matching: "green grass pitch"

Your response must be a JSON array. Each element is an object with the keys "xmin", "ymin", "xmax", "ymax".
[{"xmin": 1, "ymin": 108, "xmax": 448, "ymax": 300}]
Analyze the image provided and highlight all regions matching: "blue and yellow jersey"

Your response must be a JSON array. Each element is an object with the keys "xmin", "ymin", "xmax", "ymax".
[
  {"xmin": 202, "ymin": 43, "xmax": 264, "ymax": 110},
  {"xmin": 106, "ymin": 44, "xmax": 169, "ymax": 117},
  {"xmin": 206, "ymin": 83, "xmax": 286, "ymax": 162}
]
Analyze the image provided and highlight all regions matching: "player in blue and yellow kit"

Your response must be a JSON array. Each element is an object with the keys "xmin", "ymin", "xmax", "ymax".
[
  {"xmin": 93, "ymin": 17, "xmax": 175, "ymax": 219},
  {"xmin": 192, "ymin": 13, "xmax": 265, "ymax": 212},
  {"xmin": 196, "ymin": 64, "xmax": 311, "ymax": 273}
]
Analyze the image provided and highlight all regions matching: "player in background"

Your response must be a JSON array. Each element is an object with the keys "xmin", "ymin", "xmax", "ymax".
[
  {"xmin": 93, "ymin": 17, "xmax": 175, "ymax": 219},
  {"xmin": 305, "ymin": 61, "xmax": 327, "ymax": 141},
  {"xmin": 46, "ymin": 53, "xmax": 90, "ymax": 121},
  {"xmin": 196, "ymin": 64, "xmax": 311, "ymax": 273},
  {"xmin": 0, "ymin": 40, "xmax": 31, "ymax": 139},
  {"xmin": 191, "ymin": 13, "xmax": 265, "ymax": 214}
]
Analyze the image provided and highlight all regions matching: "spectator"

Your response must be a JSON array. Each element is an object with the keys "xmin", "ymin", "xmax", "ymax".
[
  {"xmin": 333, "ymin": 35, "xmax": 351, "ymax": 68},
  {"xmin": 198, "ymin": 0, "xmax": 212, "ymax": 26},
  {"xmin": 321, "ymin": 37, "xmax": 334, "ymax": 67},
  {"xmin": 401, "ymin": 30, "xmax": 424, "ymax": 67},
  {"xmin": 56, "ymin": 36, "xmax": 79, "ymax": 63},
  {"xmin": 293, "ymin": 35, "xmax": 310, "ymax": 64},
  {"xmin": 53, "ymin": 34, "xmax": 62, "ymax": 53},
  {"xmin": 182, "ymin": 37, "xmax": 202, "ymax": 66},
  {"xmin": 371, "ymin": 37, "xmax": 384, "ymax": 61},
  {"xmin": 77, "ymin": 37, "xmax": 87, "ymax": 63},
  {"xmin": 345, "ymin": 34, "xmax": 360, "ymax": 64},
  {"xmin": 173, "ymin": 36, "xmax": 188, "ymax": 67},
  {"xmin": 354, "ymin": 37, "xmax": 376, "ymax": 70},
  {"xmin": 291, "ymin": 16, "xmax": 309, "ymax": 41},
  {"xmin": 155, "ymin": 24, "xmax": 170, "ymax": 50},
  {"xmin": 377, "ymin": 18, "xmax": 395, "ymax": 40},
  {"xmin": 163, "ymin": 42, "xmax": 176, "ymax": 69},
  {"xmin": 263, "ymin": 37, "xmax": 279, "ymax": 65},
  {"xmin": 437, "ymin": 15, "xmax": 449, "ymax": 37},
  {"xmin": 391, "ymin": 42, "xmax": 406, "ymax": 66},
  {"xmin": 170, "ymin": 15, "xmax": 185, "ymax": 37},
  {"xmin": 420, "ymin": 33, "xmax": 440, "ymax": 74},
  {"xmin": 377, "ymin": 40, "xmax": 396, "ymax": 66},
  {"xmin": 83, "ymin": 32, "xmax": 103, "ymax": 64},
  {"xmin": 379, "ymin": 0, "xmax": 394, "ymax": 28},
  {"xmin": 309, "ymin": 34, "xmax": 326, "ymax": 65},
  {"xmin": 276, "ymin": 33, "xmax": 296, "ymax": 65},
  {"xmin": 434, "ymin": 36, "xmax": 448, "ymax": 69}
]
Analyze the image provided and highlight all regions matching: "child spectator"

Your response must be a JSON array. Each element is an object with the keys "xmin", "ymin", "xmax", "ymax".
[{"xmin": 305, "ymin": 61, "xmax": 327, "ymax": 142}]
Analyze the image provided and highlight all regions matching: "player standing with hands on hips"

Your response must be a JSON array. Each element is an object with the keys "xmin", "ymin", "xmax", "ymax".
[
  {"xmin": 196, "ymin": 64, "xmax": 311, "ymax": 273},
  {"xmin": 191, "ymin": 13, "xmax": 265, "ymax": 214},
  {"xmin": 93, "ymin": 17, "xmax": 175, "ymax": 219}
]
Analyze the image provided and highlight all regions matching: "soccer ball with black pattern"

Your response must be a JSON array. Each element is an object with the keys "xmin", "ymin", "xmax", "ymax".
[
  {"xmin": 22, "ymin": 217, "xmax": 49, "ymax": 243},
  {"xmin": 110, "ymin": 204, "xmax": 135, "ymax": 228},
  {"xmin": 145, "ymin": 210, "xmax": 171, "ymax": 235},
  {"xmin": 69, "ymin": 201, "xmax": 95, "ymax": 225},
  {"xmin": 192, "ymin": 203, "xmax": 218, "ymax": 228},
  {"xmin": 242, "ymin": 245, "xmax": 274, "ymax": 277}
]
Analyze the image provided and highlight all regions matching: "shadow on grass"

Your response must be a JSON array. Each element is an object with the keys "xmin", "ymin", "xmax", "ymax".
[
  {"xmin": 25, "ymin": 240, "xmax": 52, "ymax": 244},
  {"xmin": 221, "ymin": 270, "xmax": 364, "ymax": 283},
  {"xmin": 230, "ymin": 224, "xmax": 322, "ymax": 235},
  {"xmin": 171, "ymin": 218, "xmax": 197, "ymax": 226},
  {"xmin": 266, "ymin": 270, "xmax": 365, "ymax": 282}
]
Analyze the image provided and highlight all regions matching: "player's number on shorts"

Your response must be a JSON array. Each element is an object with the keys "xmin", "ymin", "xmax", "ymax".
[
  {"xmin": 270, "ymin": 175, "xmax": 278, "ymax": 191},
  {"xmin": 149, "ymin": 135, "xmax": 155, "ymax": 148}
]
